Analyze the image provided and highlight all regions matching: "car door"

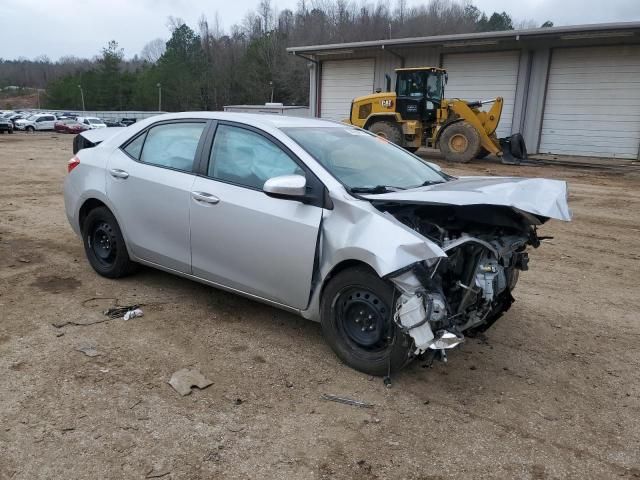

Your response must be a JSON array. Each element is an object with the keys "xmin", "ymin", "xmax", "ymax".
[
  {"xmin": 106, "ymin": 120, "xmax": 209, "ymax": 273},
  {"xmin": 35, "ymin": 116, "xmax": 46, "ymax": 130},
  {"xmin": 37, "ymin": 115, "xmax": 54, "ymax": 130},
  {"xmin": 189, "ymin": 122, "xmax": 323, "ymax": 309}
]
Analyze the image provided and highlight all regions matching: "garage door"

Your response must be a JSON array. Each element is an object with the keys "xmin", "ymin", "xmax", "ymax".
[
  {"xmin": 539, "ymin": 46, "xmax": 640, "ymax": 159},
  {"xmin": 443, "ymin": 51, "xmax": 520, "ymax": 138},
  {"xmin": 320, "ymin": 59, "xmax": 374, "ymax": 121}
]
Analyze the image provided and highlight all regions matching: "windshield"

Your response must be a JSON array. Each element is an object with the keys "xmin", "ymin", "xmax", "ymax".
[
  {"xmin": 283, "ymin": 126, "xmax": 446, "ymax": 191},
  {"xmin": 88, "ymin": 118, "xmax": 103, "ymax": 124},
  {"xmin": 397, "ymin": 71, "xmax": 443, "ymax": 101}
]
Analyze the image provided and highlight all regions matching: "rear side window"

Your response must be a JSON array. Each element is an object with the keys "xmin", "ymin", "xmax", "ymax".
[
  {"xmin": 124, "ymin": 132, "xmax": 147, "ymax": 160},
  {"xmin": 139, "ymin": 122, "xmax": 206, "ymax": 172}
]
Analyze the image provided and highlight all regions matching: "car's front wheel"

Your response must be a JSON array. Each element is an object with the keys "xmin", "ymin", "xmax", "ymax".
[
  {"xmin": 26, "ymin": 126, "xmax": 35, "ymax": 133},
  {"xmin": 82, "ymin": 206, "xmax": 136, "ymax": 278},
  {"xmin": 320, "ymin": 266, "xmax": 412, "ymax": 376}
]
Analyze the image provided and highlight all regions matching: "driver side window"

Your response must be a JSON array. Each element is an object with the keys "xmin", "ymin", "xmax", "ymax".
[{"xmin": 208, "ymin": 125, "xmax": 303, "ymax": 190}]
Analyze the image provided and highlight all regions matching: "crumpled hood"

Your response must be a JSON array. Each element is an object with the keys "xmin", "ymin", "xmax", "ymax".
[{"xmin": 361, "ymin": 176, "xmax": 571, "ymax": 221}]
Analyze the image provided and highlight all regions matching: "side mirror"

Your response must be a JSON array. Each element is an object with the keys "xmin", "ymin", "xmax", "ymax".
[
  {"xmin": 263, "ymin": 174, "xmax": 307, "ymax": 200},
  {"xmin": 426, "ymin": 161, "xmax": 442, "ymax": 172}
]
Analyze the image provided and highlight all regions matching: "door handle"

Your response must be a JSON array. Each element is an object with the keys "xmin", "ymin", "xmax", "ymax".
[
  {"xmin": 109, "ymin": 168, "xmax": 129, "ymax": 179},
  {"xmin": 191, "ymin": 191, "xmax": 220, "ymax": 204}
]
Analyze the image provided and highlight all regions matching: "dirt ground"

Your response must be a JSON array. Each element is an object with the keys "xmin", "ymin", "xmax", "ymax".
[{"xmin": 1, "ymin": 132, "xmax": 639, "ymax": 480}]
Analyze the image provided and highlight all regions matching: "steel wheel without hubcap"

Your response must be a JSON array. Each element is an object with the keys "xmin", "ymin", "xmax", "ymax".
[
  {"xmin": 320, "ymin": 266, "xmax": 412, "ymax": 376},
  {"xmin": 89, "ymin": 221, "xmax": 117, "ymax": 268},
  {"xmin": 336, "ymin": 287, "xmax": 390, "ymax": 351}
]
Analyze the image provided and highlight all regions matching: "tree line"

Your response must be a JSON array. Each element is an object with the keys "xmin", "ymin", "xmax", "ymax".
[{"xmin": 0, "ymin": 0, "xmax": 551, "ymax": 111}]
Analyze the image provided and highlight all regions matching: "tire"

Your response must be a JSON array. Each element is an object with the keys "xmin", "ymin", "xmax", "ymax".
[
  {"xmin": 368, "ymin": 121, "xmax": 403, "ymax": 146},
  {"xmin": 8, "ymin": 129, "xmax": 13, "ymax": 134},
  {"xmin": 439, "ymin": 122, "xmax": 481, "ymax": 163},
  {"xmin": 26, "ymin": 126, "xmax": 35, "ymax": 133},
  {"xmin": 320, "ymin": 266, "xmax": 413, "ymax": 376},
  {"xmin": 82, "ymin": 206, "xmax": 136, "ymax": 278}
]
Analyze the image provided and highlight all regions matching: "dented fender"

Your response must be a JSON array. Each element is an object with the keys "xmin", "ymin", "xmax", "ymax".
[{"xmin": 301, "ymin": 191, "xmax": 445, "ymax": 321}]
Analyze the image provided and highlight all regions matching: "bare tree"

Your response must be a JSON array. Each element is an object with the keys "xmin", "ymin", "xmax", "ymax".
[
  {"xmin": 141, "ymin": 38, "xmax": 166, "ymax": 63},
  {"xmin": 166, "ymin": 16, "xmax": 186, "ymax": 32}
]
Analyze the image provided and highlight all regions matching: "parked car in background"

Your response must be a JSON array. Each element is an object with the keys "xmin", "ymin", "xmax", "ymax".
[
  {"xmin": 55, "ymin": 119, "xmax": 89, "ymax": 134},
  {"xmin": 8, "ymin": 113, "xmax": 28, "ymax": 127},
  {"xmin": 55, "ymin": 119, "xmax": 79, "ymax": 133},
  {"xmin": 15, "ymin": 113, "xmax": 57, "ymax": 132},
  {"xmin": 65, "ymin": 122, "xmax": 91, "ymax": 134},
  {"xmin": 103, "ymin": 119, "xmax": 125, "ymax": 127},
  {"xmin": 64, "ymin": 112, "xmax": 571, "ymax": 375},
  {"xmin": 120, "ymin": 118, "xmax": 137, "ymax": 126},
  {"xmin": 0, "ymin": 116, "xmax": 14, "ymax": 133},
  {"xmin": 77, "ymin": 117, "xmax": 107, "ymax": 129}
]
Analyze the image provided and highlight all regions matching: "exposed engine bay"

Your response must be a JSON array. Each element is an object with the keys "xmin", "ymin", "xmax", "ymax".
[{"xmin": 380, "ymin": 203, "xmax": 547, "ymax": 355}]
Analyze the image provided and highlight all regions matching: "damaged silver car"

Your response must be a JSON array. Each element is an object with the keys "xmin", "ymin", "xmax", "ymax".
[{"xmin": 64, "ymin": 113, "xmax": 571, "ymax": 376}]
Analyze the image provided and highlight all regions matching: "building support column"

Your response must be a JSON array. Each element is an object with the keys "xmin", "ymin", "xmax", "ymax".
[
  {"xmin": 511, "ymin": 50, "xmax": 531, "ymax": 137},
  {"xmin": 521, "ymin": 48, "xmax": 551, "ymax": 154}
]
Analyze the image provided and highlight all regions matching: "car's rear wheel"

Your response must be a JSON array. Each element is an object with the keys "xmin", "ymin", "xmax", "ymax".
[
  {"xmin": 82, "ymin": 206, "xmax": 136, "ymax": 278},
  {"xmin": 320, "ymin": 266, "xmax": 412, "ymax": 376}
]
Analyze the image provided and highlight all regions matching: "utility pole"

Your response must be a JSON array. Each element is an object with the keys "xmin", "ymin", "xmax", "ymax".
[
  {"xmin": 269, "ymin": 81, "xmax": 274, "ymax": 103},
  {"xmin": 77, "ymin": 85, "xmax": 85, "ymax": 111},
  {"xmin": 157, "ymin": 83, "xmax": 162, "ymax": 111}
]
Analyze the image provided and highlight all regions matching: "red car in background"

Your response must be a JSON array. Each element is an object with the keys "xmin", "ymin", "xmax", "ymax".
[
  {"xmin": 66, "ymin": 122, "xmax": 91, "ymax": 134},
  {"xmin": 54, "ymin": 119, "xmax": 90, "ymax": 134}
]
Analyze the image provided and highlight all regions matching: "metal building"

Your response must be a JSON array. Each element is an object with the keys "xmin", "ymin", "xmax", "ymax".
[{"xmin": 288, "ymin": 22, "xmax": 640, "ymax": 159}]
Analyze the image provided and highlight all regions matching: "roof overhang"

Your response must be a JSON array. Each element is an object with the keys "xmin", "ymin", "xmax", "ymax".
[{"xmin": 287, "ymin": 21, "xmax": 640, "ymax": 56}]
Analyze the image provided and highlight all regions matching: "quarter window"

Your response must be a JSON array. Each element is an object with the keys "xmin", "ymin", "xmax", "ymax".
[
  {"xmin": 208, "ymin": 125, "xmax": 303, "ymax": 189},
  {"xmin": 138, "ymin": 122, "xmax": 206, "ymax": 172},
  {"xmin": 123, "ymin": 132, "xmax": 147, "ymax": 160}
]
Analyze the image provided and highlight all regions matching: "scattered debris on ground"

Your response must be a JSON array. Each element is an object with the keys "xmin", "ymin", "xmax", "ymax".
[
  {"xmin": 320, "ymin": 394, "xmax": 374, "ymax": 408},
  {"xmin": 76, "ymin": 344, "xmax": 100, "ymax": 357},
  {"xmin": 123, "ymin": 308, "xmax": 144, "ymax": 321},
  {"xmin": 168, "ymin": 368, "xmax": 213, "ymax": 396},
  {"xmin": 104, "ymin": 305, "xmax": 141, "ymax": 319}
]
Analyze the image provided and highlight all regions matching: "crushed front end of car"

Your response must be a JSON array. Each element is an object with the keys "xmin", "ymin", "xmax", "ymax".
[{"xmin": 368, "ymin": 177, "xmax": 571, "ymax": 361}]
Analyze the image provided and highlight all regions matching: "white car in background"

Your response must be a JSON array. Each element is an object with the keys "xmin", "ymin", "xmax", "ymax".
[
  {"xmin": 77, "ymin": 117, "xmax": 107, "ymax": 129},
  {"xmin": 14, "ymin": 113, "xmax": 57, "ymax": 132}
]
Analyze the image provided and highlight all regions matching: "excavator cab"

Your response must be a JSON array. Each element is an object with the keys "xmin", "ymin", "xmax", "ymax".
[{"xmin": 394, "ymin": 67, "xmax": 447, "ymax": 125}]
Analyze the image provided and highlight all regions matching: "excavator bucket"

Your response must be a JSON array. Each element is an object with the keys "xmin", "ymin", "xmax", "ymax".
[{"xmin": 499, "ymin": 133, "xmax": 528, "ymax": 165}]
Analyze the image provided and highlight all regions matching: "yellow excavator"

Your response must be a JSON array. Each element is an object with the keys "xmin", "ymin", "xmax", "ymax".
[{"xmin": 347, "ymin": 67, "xmax": 527, "ymax": 164}]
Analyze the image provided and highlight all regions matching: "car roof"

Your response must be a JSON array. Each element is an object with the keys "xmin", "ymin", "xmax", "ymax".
[{"xmin": 145, "ymin": 111, "xmax": 346, "ymax": 130}]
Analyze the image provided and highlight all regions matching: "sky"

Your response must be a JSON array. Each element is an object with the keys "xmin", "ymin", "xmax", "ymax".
[{"xmin": 1, "ymin": 0, "xmax": 639, "ymax": 60}]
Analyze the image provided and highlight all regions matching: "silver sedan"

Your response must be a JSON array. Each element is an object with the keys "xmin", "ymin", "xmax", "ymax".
[{"xmin": 64, "ymin": 113, "xmax": 570, "ymax": 375}]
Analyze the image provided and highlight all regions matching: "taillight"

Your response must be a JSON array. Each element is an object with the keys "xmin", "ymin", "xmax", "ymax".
[{"xmin": 67, "ymin": 156, "xmax": 80, "ymax": 173}]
